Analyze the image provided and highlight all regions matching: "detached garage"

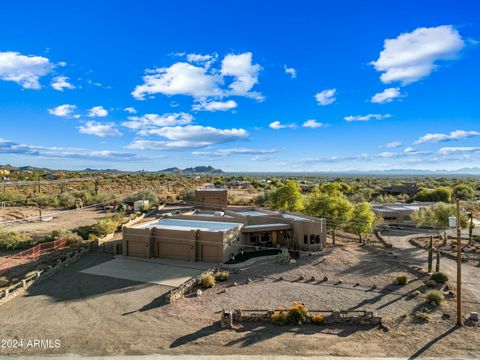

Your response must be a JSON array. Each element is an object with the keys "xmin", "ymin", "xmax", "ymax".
[{"xmin": 123, "ymin": 218, "xmax": 243, "ymax": 263}]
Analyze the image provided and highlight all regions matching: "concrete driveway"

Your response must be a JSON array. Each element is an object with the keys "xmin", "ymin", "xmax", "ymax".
[{"xmin": 80, "ymin": 256, "xmax": 214, "ymax": 287}]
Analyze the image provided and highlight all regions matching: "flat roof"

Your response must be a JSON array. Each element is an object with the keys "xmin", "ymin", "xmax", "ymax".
[
  {"xmin": 242, "ymin": 223, "xmax": 292, "ymax": 233},
  {"xmin": 235, "ymin": 210, "xmax": 270, "ymax": 217},
  {"xmin": 196, "ymin": 188, "xmax": 227, "ymax": 192},
  {"xmin": 136, "ymin": 218, "xmax": 242, "ymax": 232}
]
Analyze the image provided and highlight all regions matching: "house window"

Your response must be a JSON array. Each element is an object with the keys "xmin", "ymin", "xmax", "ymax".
[
  {"xmin": 310, "ymin": 234, "xmax": 315, "ymax": 244},
  {"xmin": 250, "ymin": 234, "xmax": 259, "ymax": 243},
  {"xmin": 304, "ymin": 235, "xmax": 308, "ymax": 244},
  {"xmin": 315, "ymin": 235, "xmax": 320, "ymax": 243}
]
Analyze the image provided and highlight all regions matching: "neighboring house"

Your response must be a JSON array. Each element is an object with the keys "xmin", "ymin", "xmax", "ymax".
[
  {"xmin": 194, "ymin": 188, "xmax": 228, "ymax": 209},
  {"xmin": 381, "ymin": 183, "xmax": 420, "ymax": 196},
  {"xmin": 0, "ymin": 169, "xmax": 10, "ymax": 176},
  {"xmin": 122, "ymin": 203, "xmax": 327, "ymax": 263},
  {"xmin": 372, "ymin": 203, "xmax": 431, "ymax": 226}
]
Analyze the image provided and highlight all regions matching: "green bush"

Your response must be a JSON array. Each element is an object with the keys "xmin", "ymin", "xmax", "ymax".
[
  {"xmin": 394, "ymin": 275, "xmax": 408, "ymax": 286},
  {"xmin": 124, "ymin": 190, "xmax": 158, "ymax": 204},
  {"xmin": 310, "ymin": 314, "xmax": 326, "ymax": 325},
  {"xmin": 431, "ymin": 272, "xmax": 448, "ymax": 283},
  {"xmin": 30, "ymin": 193, "xmax": 58, "ymax": 207},
  {"xmin": 0, "ymin": 227, "xmax": 31, "ymax": 250},
  {"xmin": 215, "ymin": 271, "xmax": 230, "ymax": 281},
  {"xmin": 0, "ymin": 189, "xmax": 26, "ymax": 203},
  {"xmin": 200, "ymin": 274, "xmax": 216, "ymax": 289},
  {"xmin": 426, "ymin": 289, "xmax": 445, "ymax": 305},
  {"xmin": 93, "ymin": 218, "xmax": 119, "ymax": 236},
  {"xmin": 57, "ymin": 192, "xmax": 76, "ymax": 208},
  {"xmin": 271, "ymin": 310, "xmax": 288, "ymax": 325},
  {"xmin": 50, "ymin": 229, "xmax": 83, "ymax": 245}
]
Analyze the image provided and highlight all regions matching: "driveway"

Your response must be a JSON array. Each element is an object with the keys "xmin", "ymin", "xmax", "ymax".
[
  {"xmin": 81, "ymin": 256, "xmax": 214, "ymax": 287},
  {"xmin": 380, "ymin": 229, "xmax": 480, "ymax": 303}
]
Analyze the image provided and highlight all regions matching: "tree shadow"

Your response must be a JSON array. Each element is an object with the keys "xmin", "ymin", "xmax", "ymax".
[
  {"xmin": 170, "ymin": 322, "xmax": 223, "ymax": 348},
  {"xmin": 408, "ymin": 325, "xmax": 459, "ymax": 359}
]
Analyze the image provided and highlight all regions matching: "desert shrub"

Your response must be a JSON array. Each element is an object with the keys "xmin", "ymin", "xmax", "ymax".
[
  {"xmin": 30, "ymin": 193, "xmax": 58, "ymax": 207},
  {"xmin": 93, "ymin": 218, "xmax": 119, "ymax": 236},
  {"xmin": 57, "ymin": 192, "xmax": 76, "ymax": 208},
  {"xmin": 394, "ymin": 275, "xmax": 408, "ymax": 286},
  {"xmin": 310, "ymin": 314, "xmax": 326, "ymax": 325},
  {"xmin": 124, "ymin": 190, "xmax": 158, "ymax": 204},
  {"xmin": 71, "ymin": 190, "xmax": 93, "ymax": 205},
  {"xmin": 426, "ymin": 289, "xmax": 445, "ymax": 305},
  {"xmin": 431, "ymin": 272, "xmax": 448, "ymax": 283},
  {"xmin": 415, "ymin": 310, "xmax": 431, "ymax": 323},
  {"xmin": 286, "ymin": 301, "xmax": 309, "ymax": 325},
  {"xmin": 50, "ymin": 229, "xmax": 83, "ymax": 245},
  {"xmin": 271, "ymin": 310, "xmax": 288, "ymax": 325},
  {"xmin": 200, "ymin": 274, "xmax": 216, "ymax": 289},
  {"xmin": 215, "ymin": 271, "xmax": 229, "ymax": 281},
  {"xmin": 0, "ymin": 189, "xmax": 26, "ymax": 203},
  {"xmin": 0, "ymin": 227, "xmax": 31, "ymax": 250}
]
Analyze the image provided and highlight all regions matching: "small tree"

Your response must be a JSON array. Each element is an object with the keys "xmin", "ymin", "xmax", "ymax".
[
  {"xmin": 305, "ymin": 188, "xmax": 353, "ymax": 244},
  {"xmin": 269, "ymin": 180, "xmax": 303, "ymax": 212},
  {"xmin": 347, "ymin": 202, "xmax": 376, "ymax": 243},
  {"xmin": 452, "ymin": 184, "xmax": 476, "ymax": 201}
]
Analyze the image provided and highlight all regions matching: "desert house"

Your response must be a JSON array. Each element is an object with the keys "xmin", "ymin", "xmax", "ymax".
[
  {"xmin": 372, "ymin": 203, "xmax": 431, "ymax": 226},
  {"xmin": 122, "ymin": 189, "xmax": 326, "ymax": 262}
]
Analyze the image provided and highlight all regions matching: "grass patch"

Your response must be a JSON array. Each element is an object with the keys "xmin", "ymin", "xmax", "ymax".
[
  {"xmin": 415, "ymin": 310, "xmax": 431, "ymax": 323},
  {"xmin": 431, "ymin": 272, "xmax": 448, "ymax": 283},
  {"xmin": 200, "ymin": 274, "xmax": 216, "ymax": 289},
  {"xmin": 394, "ymin": 275, "xmax": 408, "ymax": 285},
  {"xmin": 215, "ymin": 271, "xmax": 229, "ymax": 282},
  {"xmin": 426, "ymin": 289, "xmax": 445, "ymax": 306}
]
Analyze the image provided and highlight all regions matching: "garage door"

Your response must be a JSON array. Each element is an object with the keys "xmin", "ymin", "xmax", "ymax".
[
  {"xmin": 201, "ymin": 244, "xmax": 222, "ymax": 262},
  {"xmin": 157, "ymin": 241, "xmax": 193, "ymax": 261},
  {"xmin": 127, "ymin": 240, "xmax": 149, "ymax": 258}
]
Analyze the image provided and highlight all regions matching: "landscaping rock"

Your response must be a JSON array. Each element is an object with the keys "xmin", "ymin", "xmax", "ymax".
[
  {"xmin": 424, "ymin": 279, "xmax": 437, "ymax": 287},
  {"xmin": 469, "ymin": 312, "xmax": 479, "ymax": 322},
  {"xmin": 246, "ymin": 278, "xmax": 252, "ymax": 284},
  {"xmin": 323, "ymin": 276, "xmax": 328, "ymax": 282},
  {"xmin": 196, "ymin": 289, "xmax": 203, "ymax": 297},
  {"xmin": 310, "ymin": 276, "xmax": 316, "ymax": 282},
  {"xmin": 298, "ymin": 275, "xmax": 305, "ymax": 281}
]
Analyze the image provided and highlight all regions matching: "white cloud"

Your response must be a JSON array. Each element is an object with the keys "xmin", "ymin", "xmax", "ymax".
[
  {"xmin": 437, "ymin": 147, "xmax": 480, "ymax": 155},
  {"xmin": 192, "ymin": 148, "xmax": 277, "ymax": 157},
  {"xmin": 371, "ymin": 25, "xmax": 465, "ymax": 85},
  {"xmin": 302, "ymin": 119, "xmax": 329, "ymax": 128},
  {"xmin": 87, "ymin": 106, "xmax": 109, "ymax": 118},
  {"xmin": 0, "ymin": 138, "xmax": 142, "ymax": 161},
  {"xmin": 124, "ymin": 107, "xmax": 137, "ymax": 114},
  {"xmin": 0, "ymin": 51, "xmax": 53, "ymax": 89},
  {"xmin": 78, "ymin": 121, "xmax": 122, "ymax": 137},
  {"xmin": 186, "ymin": 53, "xmax": 217, "ymax": 67},
  {"xmin": 221, "ymin": 52, "xmax": 263, "ymax": 100},
  {"xmin": 51, "ymin": 76, "xmax": 75, "ymax": 91},
  {"xmin": 269, "ymin": 121, "xmax": 297, "ymax": 129},
  {"xmin": 344, "ymin": 113, "xmax": 392, "ymax": 122},
  {"xmin": 415, "ymin": 130, "xmax": 480, "ymax": 144},
  {"xmin": 129, "ymin": 125, "xmax": 249, "ymax": 149},
  {"xmin": 284, "ymin": 65, "xmax": 296, "ymax": 79},
  {"xmin": 315, "ymin": 89, "xmax": 336, "ymax": 106},
  {"xmin": 48, "ymin": 104, "xmax": 77, "ymax": 118},
  {"xmin": 192, "ymin": 100, "xmax": 237, "ymax": 112},
  {"xmin": 132, "ymin": 52, "xmax": 262, "ymax": 102},
  {"xmin": 370, "ymin": 87, "xmax": 401, "ymax": 103},
  {"xmin": 123, "ymin": 112, "xmax": 193, "ymax": 130},
  {"xmin": 381, "ymin": 141, "xmax": 402, "ymax": 148}
]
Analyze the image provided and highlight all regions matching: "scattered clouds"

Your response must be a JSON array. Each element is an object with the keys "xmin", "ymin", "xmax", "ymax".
[
  {"xmin": 344, "ymin": 113, "xmax": 392, "ymax": 122},
  {"xmin": 124, "ymin": 107, "xmax": 137, "ymax": 114},
  {"xmin": 370, "ymin": 87, "xmax": 401, "ymax": 103},
  {"xmin": 78, "ymin": 121, "xmax": 122, "ymax": 137},
  {"xmin": 192, "ymin": 100, "xmax": 237, "ymax": 112},
  {"xmin": 381, "ymin": 141, "xmax": 403, "ymax": 148},
  {"xmin": 132, "ymin": 52, "xmax": 262, "ymax": 102},
  {"xmin": 371, "ymin": 25, "xmax": 465, "ymax": 85},
  {"xmin": 0, "ymin": 51, "xmax": 53, "ymax": 89},
  {"xmin": 0, "ymin": 138, "xmax": 144, "ymax": 161},
  {"xmin": 284, "ymin": 65, "xmax": 296, "ymax": 78},
  {"xmin": 302, "ymin": 119, "xmax": 329, "ymax": 128},
  {"xmin": 87, "ymin": 106, "xmax": 108, "ymax": 118},
  {"xmin": 48, "ymin": 104, "xmax": 77, "ymax": 118},
  {"xmin": 414, "ymin": 130, "xmax": 480, "ymax": 144},
  {"xmin": 122, "ymin": 112, "xmax": 193, "ymax": 130},
  {"xmin": 269, "ymin": 121, "xmax": 296, "ymax": 129},
  {"xmin": 51, "ymin": 76, "xmax": 75, "ymax": 91},
  {"xmin": 192, "ymin": 148, "xmax": 277, "ymax": 157},
  {"xmin": 128, "ymin": 125, "xmax": 249, "ymax": 149},
  {"xmin": 437, "ymin": 147, "xmax": 480, "ymax": 155},
  {"xmin": 314, "ymin": 89, "xmax": 336, "ymax": 106}
]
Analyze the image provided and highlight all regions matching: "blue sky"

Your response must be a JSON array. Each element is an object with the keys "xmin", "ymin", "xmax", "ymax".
[{"xmin": 1, "ymin": 0, "xmax": 479, "ymax": 172}]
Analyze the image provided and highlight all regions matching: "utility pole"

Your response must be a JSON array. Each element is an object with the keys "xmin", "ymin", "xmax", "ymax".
[
  {"xmin": 468, "ymin": 212, "xmax": 474, "ymax": 246},
  {"xmin": 456, "ymin": 198, "xmax": 463, "ymax": 326}
]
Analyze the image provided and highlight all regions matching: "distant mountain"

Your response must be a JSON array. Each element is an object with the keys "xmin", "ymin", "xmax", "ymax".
[{"xmin": 159, "ymin": 166, "xmax": 223, "ymax": 174}]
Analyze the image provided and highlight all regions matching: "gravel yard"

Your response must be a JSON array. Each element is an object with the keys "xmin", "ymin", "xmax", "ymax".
[{"xmin": 0, "ymin": 243, "xmax": 479, "ymax": 357}]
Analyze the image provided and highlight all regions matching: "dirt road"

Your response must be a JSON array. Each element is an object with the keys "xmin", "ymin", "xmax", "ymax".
[{"xmin": 380, "ymin": 229, "xmax": 480, "ymax": 302}]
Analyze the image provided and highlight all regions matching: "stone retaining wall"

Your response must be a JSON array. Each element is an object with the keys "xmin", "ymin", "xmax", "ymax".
[{"xmin": 166, "ymin": 267, "xmax": 219, "ymax": 303}]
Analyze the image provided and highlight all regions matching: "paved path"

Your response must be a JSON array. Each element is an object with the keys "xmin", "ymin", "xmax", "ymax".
[{"xmin": 380, "ymin": 229, "xmax": 480, "ymax": 303}]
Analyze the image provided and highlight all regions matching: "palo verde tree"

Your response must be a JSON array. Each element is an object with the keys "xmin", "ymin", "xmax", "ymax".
[
  {"xmin": 411, "ymin": 202, "xmax": 468, "ymax": 245},
  {"xmin": 304, "ymin": 187, "xmax": 353, "ymax": 244},
  {"xmin": 452, "ymin": 183, "xmax": 476, "ymax": 201},
  {"xmin": 269, "ymin": 180, "xmax": 303, "ymax": 212},
  {"xmin": 346, "ymin": 202, "xmax": 376, "ymax": 243}
]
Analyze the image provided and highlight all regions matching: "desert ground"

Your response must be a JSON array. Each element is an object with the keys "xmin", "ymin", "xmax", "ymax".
[{"xmin": 0, "ymin": 234, "xmax": 479, "ymax": 358}]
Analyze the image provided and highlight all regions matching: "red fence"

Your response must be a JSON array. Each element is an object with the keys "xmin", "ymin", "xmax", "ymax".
[{"xmin": 0, "ymin": 238, "xmax": 67, "ymax": 276}]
